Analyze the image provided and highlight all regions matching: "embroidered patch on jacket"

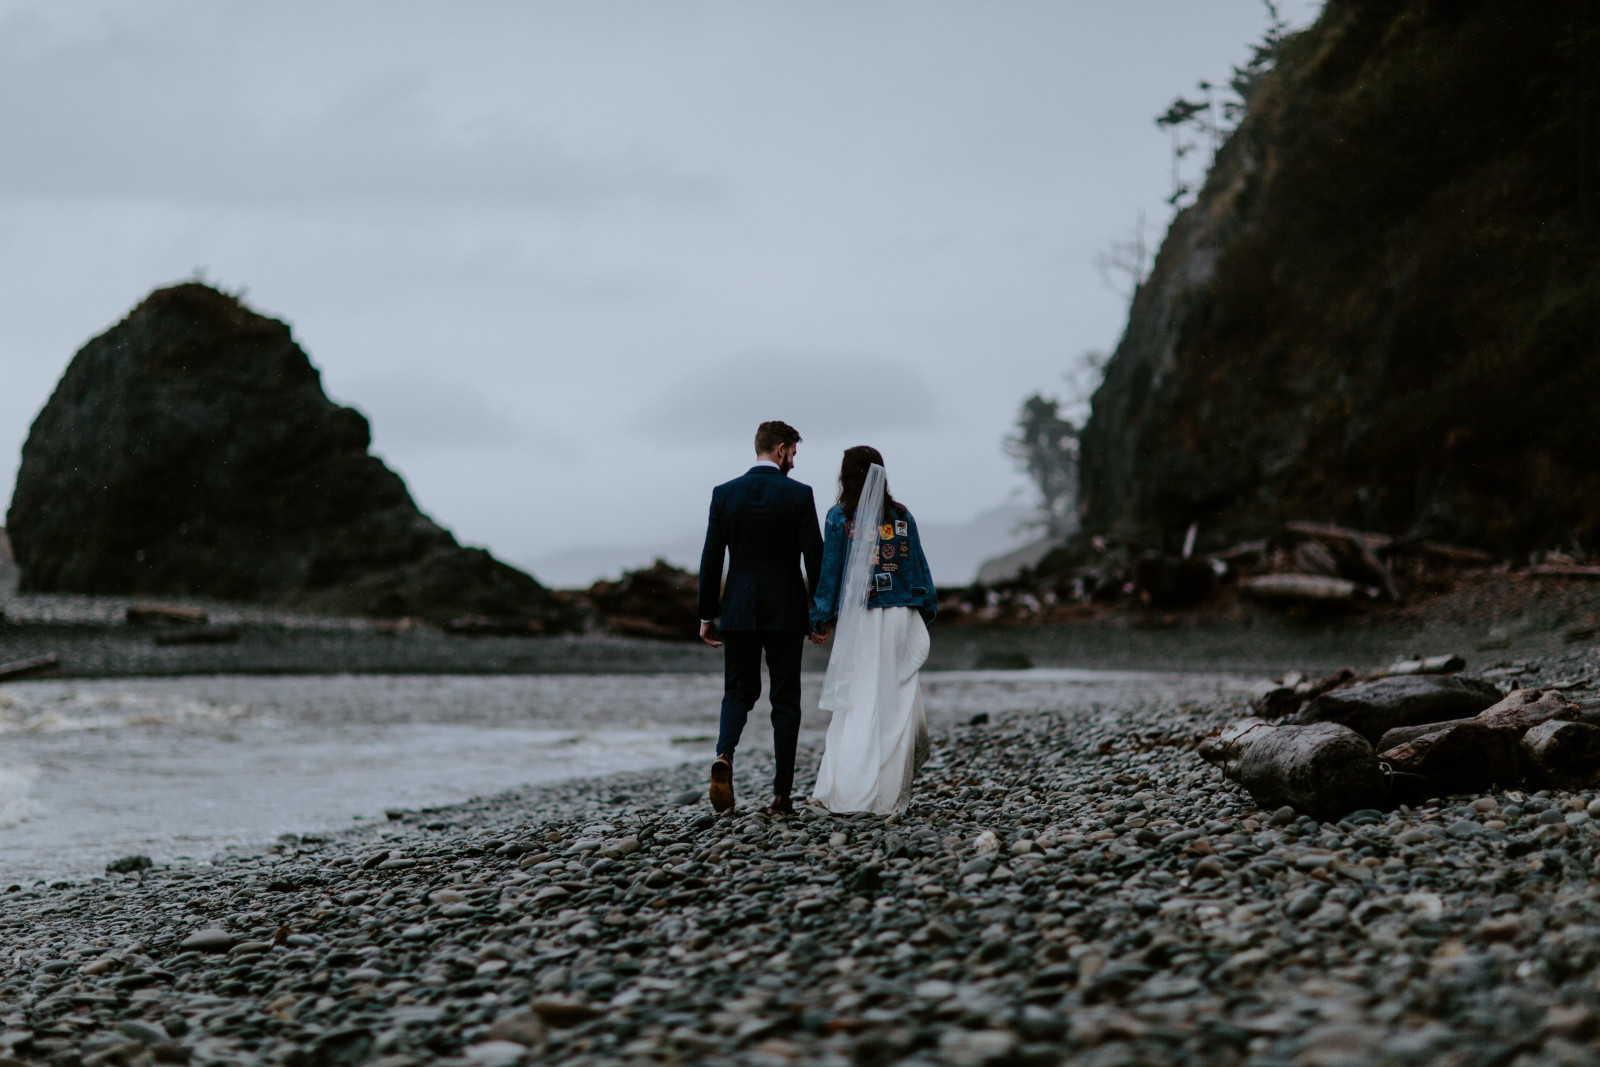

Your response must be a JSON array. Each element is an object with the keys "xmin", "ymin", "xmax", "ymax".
[
  {"xmin": 874, "ymin": 572, "xmax": 893, "ymax": 592},
  {"xmin": 894, "ymin": 520, "xmax": 908, "ymax": 537},
  {"xmin": 880, "ymin": 544, "xmax": 895, "ymax": 560},
  {"xmin": 879, "ymin": 524, "xmax": 894, "ymax": 540}
]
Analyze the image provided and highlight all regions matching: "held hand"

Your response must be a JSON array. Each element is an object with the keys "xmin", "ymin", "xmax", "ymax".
[
  {"xmin": 699, "ymin": 621, "xmax": 723, "ymax": 648},
  {"xmin": 808, "ymin": 624, "xmax": 829, "ymax": 646}
]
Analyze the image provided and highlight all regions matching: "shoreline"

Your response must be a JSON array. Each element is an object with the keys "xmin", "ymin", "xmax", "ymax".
[
  {"xmin": 3, "ymin": 652, "xmax": 1599, "ymax": 1065},
  {"xmin": 0, "ymin": 606, "xmax": 1588, "ymax": 681}
]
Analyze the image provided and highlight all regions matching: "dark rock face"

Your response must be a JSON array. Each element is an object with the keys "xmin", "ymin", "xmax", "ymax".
[
  {"xmin": 6, "ymin": 283, "xmax": 575, "ymax": 627},
  {"xmin": 1079, "ymin": 0, "xmax": 1600, "ymax": 553}
]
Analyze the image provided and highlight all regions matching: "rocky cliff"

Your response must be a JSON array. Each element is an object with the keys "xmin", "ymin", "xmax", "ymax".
[
  {"xmin": 6, "ymin": 283, "xmax": 576, "ymax": 628},
  {"xmin": 1080, "ymin": 0, "xmax": 1600, "ymax": 555}
]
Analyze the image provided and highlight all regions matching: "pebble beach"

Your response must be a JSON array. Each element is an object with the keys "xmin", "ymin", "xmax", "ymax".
[{"xmin": 4, "ymin": 647, "xmax": 1600, "ymax": 1067}]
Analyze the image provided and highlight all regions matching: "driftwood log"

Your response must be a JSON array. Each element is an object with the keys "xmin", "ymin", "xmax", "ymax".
[
  {"xmin": 1522, "ymin": 720, "xmax": 1600, "ymax": 789},
  {"xmin": 1376, "ymin": 721, "xmax": 1523, "ymax": 796},
  {"xmin": 1296, "ymin": 675, "xmax": 1502, "ymax": 743},
  {"xmin": 126, "ymin": 603, "xmax": 208, "ymax": 625},
  {"xmin": 0, "ymin": 654, "xmax": 60, "ymax": 682},
  {"xmin": 1199, "ymin": 718, "xmax": 1388, "ymax": 821},
  {"xmin": 1239, "ymin": 574, "xmax": 1368, "ymax": 603},
  {"xmin": 1375, "ymin": 688, "xmax": 1578, "ymax": 750}
]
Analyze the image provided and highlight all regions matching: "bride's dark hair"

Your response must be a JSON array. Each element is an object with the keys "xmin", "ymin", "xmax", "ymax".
[{"xmin": 837, "ymin": 445, "xmax": 905, "ymax": 521}]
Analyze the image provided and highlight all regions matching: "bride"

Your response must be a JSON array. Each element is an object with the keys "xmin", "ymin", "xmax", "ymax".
[{"xmin": 809, "ymin": 446, "xmax": 938, "ymax": 814}]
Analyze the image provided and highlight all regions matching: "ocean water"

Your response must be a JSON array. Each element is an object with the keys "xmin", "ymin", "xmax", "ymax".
[{"xmin": 0, "ymin": 669, "xmax": 1252, "ymax": 885}]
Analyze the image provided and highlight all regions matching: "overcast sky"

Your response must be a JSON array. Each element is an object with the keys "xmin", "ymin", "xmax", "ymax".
[{"xmin": 0, "ymin": 0, "xmax": 1321, "ymax": 584}]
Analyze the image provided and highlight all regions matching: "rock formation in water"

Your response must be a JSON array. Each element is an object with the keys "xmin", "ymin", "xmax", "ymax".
[
  {"xmin": 1079, "ymin": 0, "xmax": 1600, "ymax": 554},
  {"xmin": 6, "ymin": 283, "xmax": 577, "ymax": 628}
]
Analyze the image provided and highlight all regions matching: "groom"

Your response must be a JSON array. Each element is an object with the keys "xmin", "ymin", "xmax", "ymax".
[{"xmin": 698, "ymin": 420, "xmax": 824, "ymax": 815}]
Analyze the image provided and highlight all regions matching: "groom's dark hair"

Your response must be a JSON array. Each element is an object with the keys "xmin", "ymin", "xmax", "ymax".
[{"xmin": 754, "ymin": 421, "xmax": 801, "ymax": 454}]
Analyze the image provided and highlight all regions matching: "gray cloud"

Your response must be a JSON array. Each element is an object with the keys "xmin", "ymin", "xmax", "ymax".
[
  {"xmin": 634, "ymin": 351, "xmax": 941, "ymax": 446},
  {"xmin": 0, "ymin": 13, "xmax": 713, "ymax": 210}
]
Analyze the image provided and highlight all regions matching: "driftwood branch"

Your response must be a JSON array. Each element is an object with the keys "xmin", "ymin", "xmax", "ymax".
[
  {"xmin": 0, "ymin": 654, "xmax": 60, "ymax": 682},
  {"xmin": 1376, "ymin": 721, "xmax": 1523, "ymax": 796},
  {"xmin": 1522, "ymin": 720, "xmax": 1600, "ymax": 789},
  {"xmin": 1200, "ymin": 718, "xmax": 1388, "ymax": 821},
  {"xmin": 1296, "ymin": 675, "xmax": 1503, "ymax": 743},
  {"xmin": 1240, "ymin": 574, "xmax": 1369, "ymax": 603},
  {"xmin": 1375, "ymin": 688, "xmax": 1579, "ymax": 750}
]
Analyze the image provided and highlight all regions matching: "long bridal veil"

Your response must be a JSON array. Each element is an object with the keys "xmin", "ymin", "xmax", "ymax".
[{"xmin": 819, "ymin": 462, "xmax": 885, "ymax": 712}]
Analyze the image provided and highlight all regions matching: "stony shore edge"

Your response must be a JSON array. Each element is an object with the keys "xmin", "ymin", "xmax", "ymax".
[{"xmin": 5, "ymin": 652, "xmax": 1600, "ymax": 1067}]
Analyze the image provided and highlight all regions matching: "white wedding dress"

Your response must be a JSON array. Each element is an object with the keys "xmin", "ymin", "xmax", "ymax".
[{"xmin": 812, "ymin": 464, "xmax": 931, "ymax": 815}]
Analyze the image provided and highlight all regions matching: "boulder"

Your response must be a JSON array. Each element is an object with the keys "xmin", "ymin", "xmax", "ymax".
[
  {"xmin": 6, "ymin": 283, "xmax": 576, "ymax": 628},
  {"xmin": 1296, "ymin": 675, "xmax": 1502, "ymax": 743}
]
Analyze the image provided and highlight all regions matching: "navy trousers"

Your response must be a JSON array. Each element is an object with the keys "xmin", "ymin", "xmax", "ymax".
[{"xmin": 716, "ymin": 629, "xmax": 804, "ymax": 799}]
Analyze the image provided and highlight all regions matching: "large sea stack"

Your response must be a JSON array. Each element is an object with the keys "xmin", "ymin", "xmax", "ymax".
[
  {"xmin": 1079, "ymin": 0, "xmax": 1600, "ymax": 553},
  {"xmin": 6, "ymin": 283, "xmax": 575, "ymax": 628}
]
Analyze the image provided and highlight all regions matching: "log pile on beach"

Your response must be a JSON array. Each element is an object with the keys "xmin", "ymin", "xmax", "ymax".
[
  {"xmin": 936, "ymin": 518, "xmax": 1600, "ymax": 628},
  {"xmin": 581, "ymin": 562, "xmax": 702, "ymax": 642},
  {"xmin": 5, "ymin": 655, "xmax": 1600, "ymax": 1066}
]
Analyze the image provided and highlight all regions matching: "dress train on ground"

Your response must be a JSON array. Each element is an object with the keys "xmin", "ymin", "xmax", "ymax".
[{"xmin": 812, "ymin": 605, "xmax": 930, "ymax": 814}]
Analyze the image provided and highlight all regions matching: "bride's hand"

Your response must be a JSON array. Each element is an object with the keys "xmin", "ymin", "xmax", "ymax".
[{"xmin": 809, "ymin": 625, "xmax": 829, "ymax": 646}]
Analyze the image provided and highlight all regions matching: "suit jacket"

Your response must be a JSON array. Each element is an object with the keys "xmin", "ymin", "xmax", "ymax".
[{"xmin": 697, "ymin": 465, "xmax": 824, "ymax": 632}]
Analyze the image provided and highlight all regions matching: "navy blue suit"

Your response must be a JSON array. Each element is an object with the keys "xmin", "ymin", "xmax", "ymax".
[{"xmin": 698, "ymin": 464, "xmax": 823, "ymax": 798}]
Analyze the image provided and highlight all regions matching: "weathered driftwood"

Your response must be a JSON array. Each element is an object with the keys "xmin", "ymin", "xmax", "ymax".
[
  {"xmin": 1282, "ymin": 521, "xmax": 1393, "ymax": 549},
  {"xmin": 0, "ymin": 654, "xmax": 60, "ymax": 682},
  {"xmin": 1417, "ymin": 541, "xmax": 1497, "ymax": 565},
  {"xmin": 1240, "ymin": 574, "xmax": 1367, "ymax": 603},
  {"xmin": 1373, "ymin": 687, "xmax": 1577, "ymax": 750},
  {"xmin": 1199, "ymin": 718, "xmax": 1387, "ymax": 821},
  {"xmin": 1376, "ymin": 721, "xmax": 1523, "ymax": 796},
  {"xmin": 1297, "ymin": 675, "xmax": 1503, "ymax": 743},
  {"xmin": 1521, "ymin": 720, "xmax": 1600, "ymax": 789},
  {"xmin": 1208, "ymin": 540, "xmax": 1268, "ymax": 563},
  {"xmin": 126, "ymin": 603, "xmax": 208, "ymax": 625},
  {"xmin": 1524, "ymin": 564, "xmax": 1600, "ymax": 579},
  {"xmin": 1248, "ymin": 669, "xmax": 1356, "ymax": 720},
  {"xmin": 1378, "ymin": 654, "xmax": 1464, "ymax": 678}
]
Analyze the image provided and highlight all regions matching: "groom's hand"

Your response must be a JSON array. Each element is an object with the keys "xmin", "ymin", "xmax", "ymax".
[
  {"xmin": 809, "ymin": 624, "xmax": 829, "ymax": 646},
  {"xmin": 699, "ymin": 621, "xmax": 723, "ymax": 648}
]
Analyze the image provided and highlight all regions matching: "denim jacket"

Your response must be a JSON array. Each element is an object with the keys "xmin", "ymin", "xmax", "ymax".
[{"xmin": 810, "ymin": 503, "xmax": 938, "ymax": 630}]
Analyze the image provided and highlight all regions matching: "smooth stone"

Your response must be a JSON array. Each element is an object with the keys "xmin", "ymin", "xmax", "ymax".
[
  {"xmin": 1285, "ymin": 889, "xmax": 1323, "ymax": 920},
  {"xmin": 465, "ymin": 1040, "xmax": 530, "ymax": 1066},
  {"xmin": 180, "ymin": 929, "xmax": 235, "ymax": 953},
  {"xmin": 529, "ymin": 997, "xmax": 603, "ymax": 1027}
]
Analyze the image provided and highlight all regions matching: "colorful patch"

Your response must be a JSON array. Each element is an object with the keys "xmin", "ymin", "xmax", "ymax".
[
  {"xmin": 881, "ymin": 544, "xmax": 895, "ymax": 560},
  {"xmin": 879, "ymin": 524, "xmax": 894, "ymax": 540},
  {"xmin": 900, "ymin": 542, "xmax": 910, "ymax": 557},
  {"xmin": 895, "ymin": 520, "xmax": 908, "ymax": 537},
  {"xmin": 874, "ymin": 572, "xmax": 893, "ymax": 593},
  {"xmin": 846, "ymin": 520, "xmax": 856, "ymax": 539},
  {"xmin": 879, "ymin": 562, "xmax": 899, "ymax": 573}
]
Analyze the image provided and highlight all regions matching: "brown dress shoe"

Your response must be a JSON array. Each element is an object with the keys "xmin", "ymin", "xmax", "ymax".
[
  {"xmin": 709, "ymin": 756, "xmax": 734, "ymax": 812},
  {"xmin": 765, "ymin": 795, "xmax": 795, "ymax": 816}
]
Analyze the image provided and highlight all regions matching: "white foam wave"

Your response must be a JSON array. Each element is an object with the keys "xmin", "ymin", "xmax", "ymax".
[
  {"xmin": 0, "ymin": 690, "xmax": 253, "ymax": 735},
  {"xmin": 0, "ymin": 765, "xmax": 42, "ymax": 828}
]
